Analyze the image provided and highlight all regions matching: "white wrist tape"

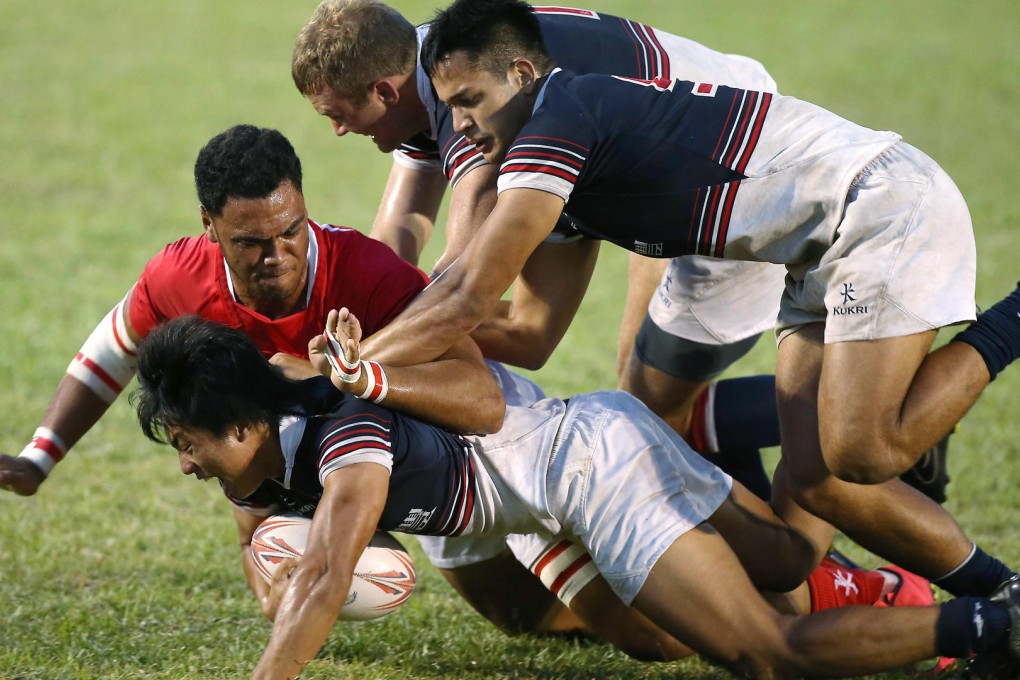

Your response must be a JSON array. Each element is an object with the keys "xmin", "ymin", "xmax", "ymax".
[
  {"xmin": 66, "ymin": 300, "xmax": 138, "ymax": 404},
  {"xmin": 18, "ymin": 426, "xmax": 68, "ymax": 477},
  {"xmin": 323, "ymin": 325, "xmax": 362, "ymax": 384},
  {"xmin": 357, "ymin": 361, "xmax": 389, "ymax": 404}
]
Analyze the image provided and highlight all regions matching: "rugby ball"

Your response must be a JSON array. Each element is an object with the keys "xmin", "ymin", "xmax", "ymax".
[{"xmin": 250, "ymin": 513, "xmax": 416, "ymax": 621}]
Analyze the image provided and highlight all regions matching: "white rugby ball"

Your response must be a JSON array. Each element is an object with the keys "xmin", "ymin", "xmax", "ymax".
[{"xmin": 250, "ymin": 513, "xmax": 415, "ymax": 621}]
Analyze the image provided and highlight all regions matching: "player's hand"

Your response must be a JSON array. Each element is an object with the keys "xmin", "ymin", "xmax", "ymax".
[
  {"xmin": 0, "ymin": 453, "xmax": 46, "ymax": 496},
  {"xmin": 310, "ymin": 308, "xmax": 368, "ymax": 393},
  {"xmin": 268, "ymin": 353, "xmax": 319, "ymax": 380},
  {"xmin": 261, "ymin": 556, "xmax": 299, "ymax": 621}
]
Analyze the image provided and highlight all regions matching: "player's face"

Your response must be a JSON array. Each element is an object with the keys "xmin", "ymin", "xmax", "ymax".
[
  {"xmin": 203, "ymin": 180, "xmax": 310, "ymax": 318},
  {"xmin": 307, "ymin": 85, "xmax": 414, "ymax": 153},
  {"xmin": 168, "ymin": 422, "xmax": 279, "ymax": 499},
  {"xmin": 432, "ymin": 51, "xmax": 535, "ymax": 164}
]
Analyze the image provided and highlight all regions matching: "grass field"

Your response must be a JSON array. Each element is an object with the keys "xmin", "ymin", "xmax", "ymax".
[{"xmin": 1, "ymin": 1, "xmax": 1019, "ymax": 678}]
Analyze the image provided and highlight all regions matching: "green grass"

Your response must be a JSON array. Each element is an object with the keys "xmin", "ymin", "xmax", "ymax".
[{"xmin": 1, "ymin": 0, "xmax": 1018, "ymax": 678}]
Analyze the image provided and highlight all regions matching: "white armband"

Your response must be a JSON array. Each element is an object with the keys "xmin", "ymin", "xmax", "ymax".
[
  {"xmin": 18, "ymin": 426, "xmax": 67, "ymax": 477},
  {"xmin": 65, "ymin": 299, "xmax": 138, "ymax": 404},
  {"xmin": 357, "ymin": 361, "xmax": 389, "ymax": 404}
]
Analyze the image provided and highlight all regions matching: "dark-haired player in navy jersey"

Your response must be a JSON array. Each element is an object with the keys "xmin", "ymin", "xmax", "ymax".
[
  {"xmin": 131, "ymin": 314, "xmax": 1020, "ymax": 680},
  {"xmin": 361, "ymin": 0, "xmax": 1020, "ymax": 609}
]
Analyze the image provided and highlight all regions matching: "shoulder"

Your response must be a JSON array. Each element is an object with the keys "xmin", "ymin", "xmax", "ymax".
[
  {"xmin": 317, "ymin": 222, "xmax": 426, "ymax": 279},
  {"xmin": 142, "ymin": 234, "xmax": 218, "ymax": 278}
]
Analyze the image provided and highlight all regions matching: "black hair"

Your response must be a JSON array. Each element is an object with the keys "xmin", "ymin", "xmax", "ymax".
[
  {"xmin": 193, "ymin": 125, "xmax": 304, "ymax": 216},
  {"xmin": 421, "ymin": 0, "xmax": 551, "ymax": 77},
  {"xmin": 132, "ymin": 316, "xmax": 310, "ymax": 444}
]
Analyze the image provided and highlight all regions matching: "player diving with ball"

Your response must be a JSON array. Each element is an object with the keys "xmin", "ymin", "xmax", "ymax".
[{"xmin": 131, "ymin": 313, "xmax": 1020, "ymax": 680}]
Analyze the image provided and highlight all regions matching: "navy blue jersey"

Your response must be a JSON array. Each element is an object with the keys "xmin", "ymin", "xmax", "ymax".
[
  {"xmin": 498, "ymin": 70, "xmax": 898, "ymax": 263},
  {"xmin": 397, "ymin": 6, "xmax": 776, "ymax": 185},
  {"xmin": 233, "ymin": 383, "xmax": 478, "ymax": 536}
]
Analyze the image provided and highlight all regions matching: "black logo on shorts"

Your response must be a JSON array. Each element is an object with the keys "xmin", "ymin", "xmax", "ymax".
[{"xmin": 833, "ymin": 282, "xmax": 869, "ymax": 316}]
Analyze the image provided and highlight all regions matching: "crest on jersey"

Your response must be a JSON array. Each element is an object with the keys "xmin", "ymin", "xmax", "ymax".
[{"xmin": 692, "ymin": 82, "xmax": 719, "ymax": 97}]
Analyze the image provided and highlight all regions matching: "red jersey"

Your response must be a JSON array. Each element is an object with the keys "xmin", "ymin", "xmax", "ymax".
[{"xmin": 129, "ymin": 221, "xmax": 428, "ymax": 358}]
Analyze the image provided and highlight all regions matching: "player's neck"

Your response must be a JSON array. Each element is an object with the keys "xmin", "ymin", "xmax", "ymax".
[{"xmin": 233, "ymin": 271, "xmax": 310, "ymax": 320}]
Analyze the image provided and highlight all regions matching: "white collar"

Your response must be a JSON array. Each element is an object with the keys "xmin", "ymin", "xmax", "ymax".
[
  {"xmin": 277, "ymin": 413, "xmax": 307, "ymax": 490},
  {"xmin": 532, "ymin": 67, "xmax": 562, "ymax": 114},
  {"xmin": 415, "ymin": 24, "xmax": 440, "ymax": 141}
]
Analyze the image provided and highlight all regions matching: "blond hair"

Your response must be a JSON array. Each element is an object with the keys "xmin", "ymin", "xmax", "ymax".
[{"xmin": 292, "ymin": 0, "xmax": 417, "ymax": 101}]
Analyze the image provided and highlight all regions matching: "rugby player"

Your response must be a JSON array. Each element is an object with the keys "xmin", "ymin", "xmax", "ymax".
[{"xmin": 360, "ymin": 0, "xmax": 1020, "ymax": 602}]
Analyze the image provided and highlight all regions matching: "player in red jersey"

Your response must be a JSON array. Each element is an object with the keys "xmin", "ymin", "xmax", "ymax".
[{"xmin": 0, "ymin": 124, "xmax": 504, "ymax": 495}]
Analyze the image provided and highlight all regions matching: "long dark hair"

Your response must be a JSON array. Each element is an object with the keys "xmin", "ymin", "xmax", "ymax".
[{"xmin": 132, "ymin": 316, "xmax": 311, "ymax": 444}]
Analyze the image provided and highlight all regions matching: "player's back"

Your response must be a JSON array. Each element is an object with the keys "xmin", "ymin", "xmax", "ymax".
[{"xmin": 534, "ymin": 6, "xmax": 777, "ymax": 92}]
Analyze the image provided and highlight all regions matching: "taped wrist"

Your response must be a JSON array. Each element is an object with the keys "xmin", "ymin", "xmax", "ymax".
[
  {"xmin": 66, "ymin": 300, "xmax": 138, "ymax": 403},
  {"xmin": 18, "ymin": 426, "xmax": 68, "ymax": 477},
  {"xmin": 357, "ymin": 361, "xmax": 389, "ymax": 404}
]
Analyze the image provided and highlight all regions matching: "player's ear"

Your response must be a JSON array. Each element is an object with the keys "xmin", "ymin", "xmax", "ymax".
[
  {"xmin": 514, "ymin": 59, "xmax": 539, "ymax": 94},
  {"xmin": 200, "ymin": 206, "xmax": 218, "ymax": 243},
  {"xmin": 373, "ymin": 79, "xmax": 400, "ymax": 106}
]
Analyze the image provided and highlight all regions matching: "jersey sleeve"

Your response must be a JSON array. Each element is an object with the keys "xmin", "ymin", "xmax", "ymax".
[
  {"xmin": 338, "ymin": 234, "xmax": 430, "ymax": 336},
  {"xmin": 129, "ymin": 250, "xmax": 172, "ymax": 338},
  {"xmin": 315, "ymin": 407, "xmax": 395, "ymax": 486},
  {"xmin": 393, "ymin": 132, "xmax": 443, "ymax": 173},
  {"xmin": 496, "ymin": 78, "xmax": 597, "ymax": 202},
  {"xmin": 129, "ymin": 238, "xmax": 214, "ymax": 338}
]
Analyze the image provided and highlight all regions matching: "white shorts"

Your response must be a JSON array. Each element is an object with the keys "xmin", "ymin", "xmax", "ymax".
[
  {"xmin": 648, "ymin": 256, "xmax": 786, "ymax": 345},
  {"xmin": 777, "ymin": 142, "xmax": 977, "ymax": 344},
  {"xmin": 546, "ymin": 391, "xmax": 732, "ymax": 605}
]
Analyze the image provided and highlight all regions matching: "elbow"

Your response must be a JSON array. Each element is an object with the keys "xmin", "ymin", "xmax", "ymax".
[
  {"xmin": 513, "ymin": 339, "xmax": 555, "ymax": 371},
  {"xmin": 477, "ymin": 394, "xmax": 507, "ymax": 434}
]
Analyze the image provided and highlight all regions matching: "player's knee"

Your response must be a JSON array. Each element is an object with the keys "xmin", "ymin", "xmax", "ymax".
[
  {"xmin": 820, "ymin": 424, "xmax": 911, "ymax": 484},
  {"xmin": 784, "ymin": 469, "xmax": 847, "ymax": 524}
]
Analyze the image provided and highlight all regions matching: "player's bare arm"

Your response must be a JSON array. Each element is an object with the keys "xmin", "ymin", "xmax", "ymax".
[
  {"xmin": 362, "ymin": 187, "xmax": 565, "ymax": 367},
  {"xmin": 370, "ymin": 161, "xmax": 446, "ymax": 265},
  {"xmin": 0, "ymin": 289, "xmax": 144, "ymax": 495},
  {"xmin": 430, "ymin": 163, "xmax": 499, "ymax": 277},
  {"xmin": 253, "ymin": 463, "xmax": 388, "ymax": 680},
  {"xmin": 310, "ymin": 308, "xmax": 505, "ymax": 434},
  {"xmin": 471, "ymin": 238, "xmax": 600, "ymax": 370}
]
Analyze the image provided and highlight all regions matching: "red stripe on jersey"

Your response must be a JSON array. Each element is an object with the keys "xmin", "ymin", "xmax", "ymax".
[
  {"xmin": 643, "ymin": 25, "xmax": 670, "ymax": 78},
  {"xmin": 110, "ymin": 304, "xmax": 136, "ymax": 357},
  {"xmin": 533, "ymin": 540, "xmax": 573, "ymax": 577},
  {"xmin": 722, "ymin": 92, "xmax": 757, "ymax": 169},
  {"xmin": 550, "ymin": 553, "xmax": 594, "ymax": 595},
  {"xmin": 700, "ymin": 185, "xmax": 726, "ymax": 255},
  {"xmin": 715, "ymin": 181, "xmax": 741, "ymax": 257},
  {"xmin": 502, "ymin": 163, "xmax": 578, "ymax": 183},
  {"xmin": 710, "ymin": 92, "xmax": 741, "ymax": 164},
  {"xmin": 30, "ymin": 434, "xmax": 65, "ymax": 463},
  {"xmin": 505, "ymin": 149, "xmax": 584, "ymax": 170},
  {"xmin": 453, "ymin": 452, "xmax": 476, "ymax": 535},
  {"xmin": 533, "ymin": 6, "xmax": 598, "ymax": 18},
  {"xmin": 687, "ymin": 186, "xmax": 705, "ymax": 245},
  {"xmin": 74, "ymin": 352, "xmax": 124, "ymax": 393},
  {"xmin": 735, "ymin": 93, "xmax": 772, "ymax": 174},
  {"xmin": 515, "ymin": 135, "xmax": 589, "ymax": 153}
]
